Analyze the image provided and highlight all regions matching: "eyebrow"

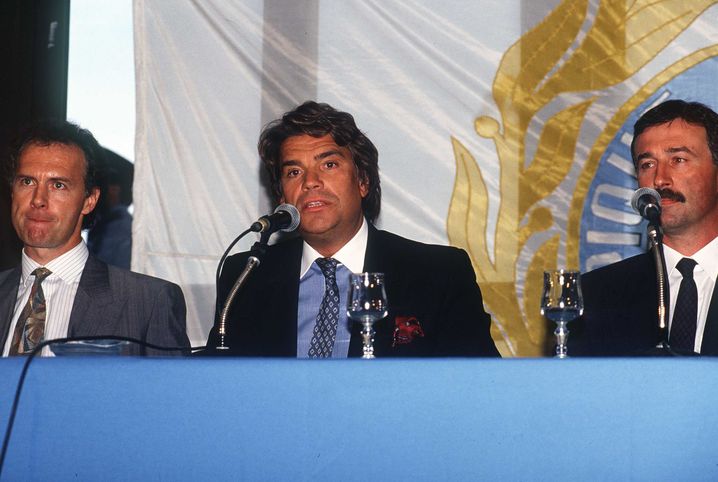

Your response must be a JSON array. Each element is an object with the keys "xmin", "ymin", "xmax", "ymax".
[
  {"xmin": 14, "ymin": 173, "xmax": 73, "ymax": 184},
  {"xmin": 280, "ymin": 149, "xmax": 347, "ymax": 167},
  {"xmin": 315, "ymin": 149, "xmax": 346, "ymax": 160},
  {"xmin": 665, "ymin": 146, "xmax": 695, "ymax": 155},
  {"xmin": 635, "ymin": 145, "xmax": 695, "ymax": 162}
]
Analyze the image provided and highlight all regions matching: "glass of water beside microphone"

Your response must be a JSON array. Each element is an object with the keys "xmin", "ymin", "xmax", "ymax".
[
  {"xmin": 347, "ymin": 273, "xmax": 388, "ymax": 359},
  {"xmin": 540, "ymin": 270, "xmax": 583, "ymax": 358}
]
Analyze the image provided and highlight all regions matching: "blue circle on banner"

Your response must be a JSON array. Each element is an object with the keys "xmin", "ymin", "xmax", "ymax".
[{"xmin": 579, "ymin": 57, "xmax": 718, "ymax": 272}]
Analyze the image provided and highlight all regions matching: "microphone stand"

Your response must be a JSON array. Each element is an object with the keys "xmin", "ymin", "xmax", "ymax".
[
  {"xmin": 208, "ymin": 204, "xmax": 300, "ymax": 353},
  {"xmin": 646, "ymin": 219, "xmax": 670, "ymax": 350},
  {"xmin": 215, "ymin": 232, "xmax": 270, "ymax": 351}
]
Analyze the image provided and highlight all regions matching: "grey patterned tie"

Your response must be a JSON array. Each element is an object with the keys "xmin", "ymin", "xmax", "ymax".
[
  {"xmin": 10, "ymin": 267, "xmax": 52, "ymax": 355},
  {"xmin": 308, "ymin": 258, "xmax": 340, "ymax": 358}
]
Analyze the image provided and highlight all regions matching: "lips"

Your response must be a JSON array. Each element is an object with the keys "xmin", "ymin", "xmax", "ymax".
[
  {"xmin": 300, "ymin": 197, "xmax": 334, "ymax": 211},
  {"xmin": 25, "ymin": 215, "xmax": 54, "ymax": 224}
]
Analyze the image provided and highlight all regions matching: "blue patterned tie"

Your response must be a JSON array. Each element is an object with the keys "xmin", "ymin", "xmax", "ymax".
[
  {"xmin": 669, "ymin": 258, "xmax": 698, "ymax": 352},
  {"xmin": 308, "ymin": 258, "xmax": 340, "ymax": 358},
  {"xmin": 10, "ymin": 267, "xmax": 52, "ymax": 355}
]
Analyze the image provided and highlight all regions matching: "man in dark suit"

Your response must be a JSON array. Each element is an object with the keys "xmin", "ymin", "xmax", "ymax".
[
  {"xmin": 208, "ymin": 101, "xmax": 499, "ymax": 357},
  {"xmin": 573, "ymin": 100, "xmax": 718, "ymax": 356},
  {"xmin": 0, "ymin": 120, "xmax": 189, "ymax": 356}
]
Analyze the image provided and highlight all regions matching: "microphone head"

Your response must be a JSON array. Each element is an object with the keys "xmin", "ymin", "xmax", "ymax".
[
  {"xmin": 631, "ymin": 187, "xmax": 661, "ymax": 214},
  {"xmin": 275, "ymin": 203, "xmax": 300, "ymax": 232}
]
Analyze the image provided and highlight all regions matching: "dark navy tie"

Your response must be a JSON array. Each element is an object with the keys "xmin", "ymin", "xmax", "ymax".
[
  {"xmin": 308, "ymin": 258, "xmax": 340, "ymax": 358},
  {"xmin": 669, "ymin": 258, "xmax": 698, "ymax": 352}
]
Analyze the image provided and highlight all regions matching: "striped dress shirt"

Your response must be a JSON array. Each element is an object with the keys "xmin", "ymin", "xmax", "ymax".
[{"xmin": 3, "ymin": 241, "xmax": 88, "ymax": 357}]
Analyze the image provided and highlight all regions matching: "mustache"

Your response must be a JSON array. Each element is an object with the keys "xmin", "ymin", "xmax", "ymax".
[{"xmin": 656, "ymin": 188, "xmax": 686, "ymax": 203}]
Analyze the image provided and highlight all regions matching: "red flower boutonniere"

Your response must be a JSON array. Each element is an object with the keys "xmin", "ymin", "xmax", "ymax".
[{"xmin": 393, "ymin": 316, "xmax": 425, "ymax": 347}]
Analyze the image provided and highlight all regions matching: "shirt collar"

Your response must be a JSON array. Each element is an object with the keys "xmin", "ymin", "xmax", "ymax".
[
  {"xmin": 663, "ymin": 236, "xmax": 718, "ymax": 282},
  {"xmin": 300, "ymin": 218, "xmax": 368, "ymax": 278},
  {"xmin": 21, "ymin": 241, "xmax": 89, "ymax": 286}
]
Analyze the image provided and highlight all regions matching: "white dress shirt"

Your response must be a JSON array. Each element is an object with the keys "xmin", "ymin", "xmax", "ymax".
[
  {"xmin": 299, "ymin": 218, "xmax": 368, "ymax": 278},
  {"xmin": 664, "ymin": 237, "xmax": 718, "ymax": 353},
  {"xmin": 3, "ymin": 241, "xmax": 89, "ymax": 357}
]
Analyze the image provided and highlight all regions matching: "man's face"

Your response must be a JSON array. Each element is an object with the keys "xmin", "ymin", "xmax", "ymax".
[
  {"xmin": 634, "ymin": 119, "xmax": 718, "ymax": 248},
  {"xmin": 279, "ymin": 134, "xmax": 368, "ymax": 255},
  {"xmin": 11, "ymin": 142, "xmax": 99, "ymax": 264}
]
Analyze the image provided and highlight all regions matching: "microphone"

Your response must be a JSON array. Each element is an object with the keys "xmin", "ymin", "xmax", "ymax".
[
  {"xmin": 631, "ymin": 187, "xmax": 662, "ymax": 223},
  {"xmin": 250, "ymin": 203, "xmax": 300, "ymax": 234}
]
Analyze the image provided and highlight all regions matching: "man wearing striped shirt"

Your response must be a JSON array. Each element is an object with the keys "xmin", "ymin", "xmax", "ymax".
[{"xmin": 0, "ymin": 120, "xmax": 189, "ymax": 356}]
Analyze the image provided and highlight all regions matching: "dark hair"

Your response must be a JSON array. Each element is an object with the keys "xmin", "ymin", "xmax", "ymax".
[
  {"xmin": 631, "ymin": 99, "xmax": 718, "ymax": 168},
  {"xmin": 258, "ymin": 101, "xmax": 381, "ymax": 223},
  {"xmin": 6, "ymin": 119, "xmax": 104, "ymax": 228}
]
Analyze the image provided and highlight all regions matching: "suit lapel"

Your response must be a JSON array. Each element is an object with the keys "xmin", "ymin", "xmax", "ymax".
[
  {"xmin": 700, "ymin": 281, "xmax": 718, "ymax": 355},
  {"xmin": 68, "ymin": 256, "xmax": 119, "ymax": 337},
  {"xmin": 348, "ymin": 225, "xmax": 395, "ymax": 357},
  {"xmin": 274, "ymin": 245, "xmax": 301, "ymax": 356},
  {"xmin": 256, "ymin": 239, "xmax": 301, "ymax": 356},
  {"xmin": 0, "ymin": 267, "xmax": 21, "ymax": 346}
]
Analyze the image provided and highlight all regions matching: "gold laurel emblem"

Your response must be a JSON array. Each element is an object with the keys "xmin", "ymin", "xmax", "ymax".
[{"xmin": 448, "ymin": 0, "xmax": 718, "ymax": 356}]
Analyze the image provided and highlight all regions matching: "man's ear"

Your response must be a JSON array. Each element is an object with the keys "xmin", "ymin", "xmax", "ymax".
[
  {"xmin": 82, "ymin": 187, "xmax": 100, "ymax": 215},
  {"xmin": 359, "ymin": 174, "xmax": 369, "ymax": 198}
]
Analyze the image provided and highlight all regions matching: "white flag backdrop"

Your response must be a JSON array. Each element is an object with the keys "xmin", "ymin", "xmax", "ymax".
[{"xmin": 132, "ymin": 0, "xmax": 718, "ymax": 355}]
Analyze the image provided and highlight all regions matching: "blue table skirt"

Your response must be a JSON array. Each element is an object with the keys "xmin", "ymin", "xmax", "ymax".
[{"xmin": 1, "ymin": 357, "xmax": 716, "ymax": 481}]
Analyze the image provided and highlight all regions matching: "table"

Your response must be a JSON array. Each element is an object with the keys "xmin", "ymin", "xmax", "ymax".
[{"xmin": 1, "ymin": 357, "xmax": 716, "ymax": 481}]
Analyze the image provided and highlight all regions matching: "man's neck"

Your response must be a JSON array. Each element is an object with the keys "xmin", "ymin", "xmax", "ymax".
[
  {"xmin": 664, "ymin": 230, "xmax": 718, "ymax": 257},
  {"xmin": 24, "ymin": 239, "xmax": 84, "ymax": 266},
  {"xmin": 300, "ymin": 219, "xmax": 368, "ymax": 278},
  {"xmin": 305, "ymin": 221, "xmax": 364, "ymax": 258}
]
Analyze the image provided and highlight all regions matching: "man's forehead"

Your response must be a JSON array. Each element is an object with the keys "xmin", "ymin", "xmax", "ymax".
[
  {"xmin": 20, "ymin": 141, "xmax": 84, "ymax": 158},
  {"xmin": 17, "ymin": 142, "xmax": 87, "ymax": 175},
  {"xmin": 635, "ymin": 119, "xmax": 709, "ymax": 150},
  {"xmin": 280, "ymin": 134, "xmax": 349, "ymax": 159},
  {"xmin": 639, "ymin": 118, "xmax": 707, "ymax": 138}
]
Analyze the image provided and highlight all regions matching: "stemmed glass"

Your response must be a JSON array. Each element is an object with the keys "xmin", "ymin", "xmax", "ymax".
[
  {"xmin": 540, "ymin": 270, "xmax": 583, "ymax": 358},
  {"xmin": 347, "ymin": 273, "xmax": 388, "ymax": 359}
]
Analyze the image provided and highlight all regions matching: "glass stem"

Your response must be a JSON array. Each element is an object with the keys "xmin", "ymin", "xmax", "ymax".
[
  {"xmin": 361, "ymin": 321, "xmax": 375, "ymax": 359},
  {"xmin": 554, "ymin": 321, "xmax": 569, "ymax": 358}
]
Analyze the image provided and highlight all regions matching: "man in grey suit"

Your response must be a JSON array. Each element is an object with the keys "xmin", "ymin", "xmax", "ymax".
[{"xmin": 0, "ymin": 120, "xmax": 189, "ymax": 356}]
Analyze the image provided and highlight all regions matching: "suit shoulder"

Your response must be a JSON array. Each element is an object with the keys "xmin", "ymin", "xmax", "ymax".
[
  {"xmin": 223, "ymin": 236, "xmax": 302, "ymax": 268},
  {"xmin": 582, "ymin": 252, "xmax": 651, "ymax": 283},
  {"xmin": 581, "ymin": 252, "xmax": 654, "ymax": 304},
  {"xmin": 0, "ymin": 266, "xmax": 20, "ymax": 284},
  {"xmin": 376, "ymin": 229, "xmax": 468, "ymax": 259},
  {"xmin": 106, "ymin": 263, "xmax": 181, "ymax": 292}
]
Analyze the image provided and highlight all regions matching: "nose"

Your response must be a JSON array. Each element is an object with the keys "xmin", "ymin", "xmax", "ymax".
[
  {"xmin": 302, "ymin": 167, "xmax": 323, "ymax": 191},
  {"xmin": 30, "ymin": 185, "xmax": 48, "ymax": 209},
  {"xmin": 653, "ymin": 161, "xmax": 672, "ymax": 189}
]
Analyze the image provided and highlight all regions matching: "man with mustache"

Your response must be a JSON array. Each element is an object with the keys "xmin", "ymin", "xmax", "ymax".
[
  {"xmin": 208, "ymin": 101, "xmax": 499, "ymax": 357},
  {"xmin": 0, "ymin": 120, "xmax": 190, "ymax": 356},
  {"xmin": 573, "ymin": 100, "xmax": 718, "ymax": 356}
]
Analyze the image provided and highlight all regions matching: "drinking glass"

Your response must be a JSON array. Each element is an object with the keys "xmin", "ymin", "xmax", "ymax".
[
  {"xmin": 540, "ymin": 270, "xmax": 583, "ymax": 358},
  {"xmin": 347, "ymin": 273, "xmax": 388, "ymax": 359}
]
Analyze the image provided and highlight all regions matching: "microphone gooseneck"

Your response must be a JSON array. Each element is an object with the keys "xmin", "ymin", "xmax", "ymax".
[
  {"xmin": 631, "ymin": 188, "xmax": 669, "ymax": 348},
  {"xmin": 213, "ymin": 205, "xmax": 301, "ymax": 351}
]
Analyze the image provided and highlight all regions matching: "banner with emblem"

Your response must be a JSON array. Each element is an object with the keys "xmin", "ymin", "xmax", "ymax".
[{"xmin": 133, "ymin": 0, "xmax": 718, "ymax": 354}]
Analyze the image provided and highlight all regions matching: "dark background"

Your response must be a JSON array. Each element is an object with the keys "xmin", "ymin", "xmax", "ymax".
[{"xmin": 0, "ymin": 0, "xmax": 70, "ymax": 270}]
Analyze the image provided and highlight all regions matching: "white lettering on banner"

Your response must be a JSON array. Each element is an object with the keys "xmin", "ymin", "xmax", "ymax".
[{"xmin": 590, "ymin": 183, "xmax": 642, "ymax": 225}]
